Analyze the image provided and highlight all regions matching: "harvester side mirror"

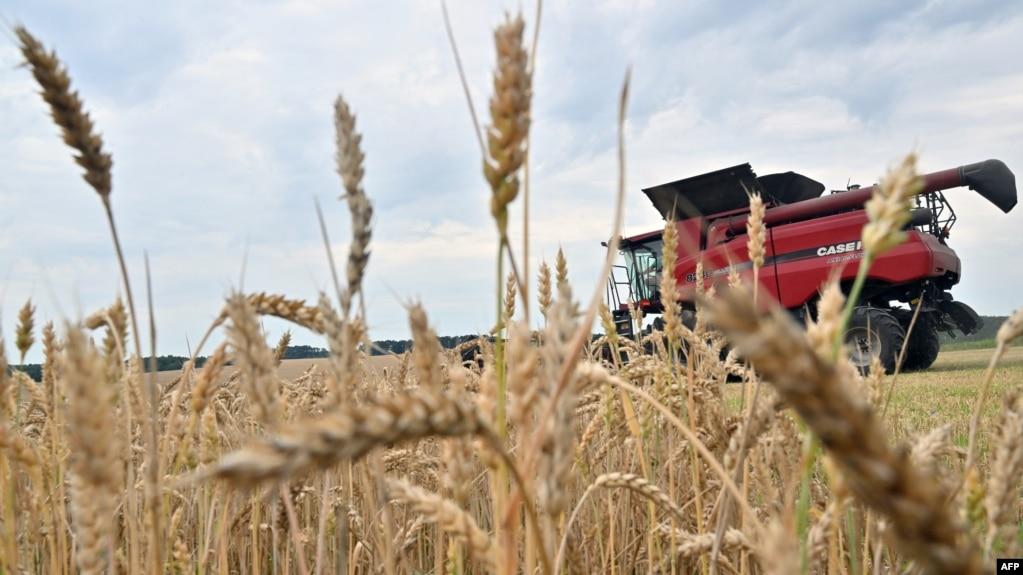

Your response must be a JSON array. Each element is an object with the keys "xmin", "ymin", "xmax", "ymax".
[{"xmin": 960, "ymin": 159, "xmax": 1017, "ymax": 213}]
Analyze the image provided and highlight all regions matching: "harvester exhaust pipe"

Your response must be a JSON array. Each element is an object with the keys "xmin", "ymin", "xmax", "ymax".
[{"xmin": 723, "ymin": 159, "xmax": 1017, "ymax": 233}]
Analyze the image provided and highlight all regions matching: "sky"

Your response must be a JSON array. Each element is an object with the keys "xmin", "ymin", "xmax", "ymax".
[{"xmin": 2, "ymin": 0, "xmax": 1022, "ymax": 363}]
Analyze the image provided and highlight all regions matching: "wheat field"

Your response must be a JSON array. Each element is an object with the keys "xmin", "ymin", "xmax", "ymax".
[{"xmin": 3, "ymin": 11, "xmax": 1023, "ymax": 575}]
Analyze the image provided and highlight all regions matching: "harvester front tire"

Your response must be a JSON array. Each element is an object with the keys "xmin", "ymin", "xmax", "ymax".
[
  {"xmin": 844, "ymin": 307, "xmax": 905, "ymax": 374},
  {"xmin": 902, "ymin": 318, "xmax": 940, "ymax": 371}
]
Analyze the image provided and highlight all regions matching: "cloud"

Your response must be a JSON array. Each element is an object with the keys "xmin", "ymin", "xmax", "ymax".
[{"xmin": 2, "ymin": 0, "xmax": 1022, "ymax": 363}]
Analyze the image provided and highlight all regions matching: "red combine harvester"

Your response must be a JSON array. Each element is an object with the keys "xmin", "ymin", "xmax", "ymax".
[{"xmin": 607, "ymin": 160, "xmax": 1017, "ymax": 372}]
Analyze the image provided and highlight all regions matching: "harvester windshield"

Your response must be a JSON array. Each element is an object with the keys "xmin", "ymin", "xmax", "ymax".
[{"xmin": 623, "ymin": 238, "xmax": 663, "ymax": 302}]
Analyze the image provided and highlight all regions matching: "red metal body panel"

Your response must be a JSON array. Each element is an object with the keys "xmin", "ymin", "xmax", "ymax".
[
  {"xmin": 670, "ymin": 208, "xmax": 960, "ymax": 310},
  {"xmin": 676, "ymin": 217, "xmax": 703, "ymax": 256},
  {"xmin": 673, "ymin": 228, "xmax": 782, "ymax": 302}
]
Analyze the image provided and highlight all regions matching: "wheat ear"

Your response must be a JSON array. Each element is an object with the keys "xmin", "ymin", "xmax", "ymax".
[
  {"xmin": 216, "ymin": 292, "xmax": 325, "ymax": 334},
  {"xmin": 334, "ymin": 95, "xmax": 373, "ymax": 317},
  {"xmin": 862, "ymin": 153, "xmax": 923, "ymax": 255},
  {"xmin": 15, "ymin": 27, "xmax": 112, "ymax": 198},
  {"xmin": 537, "ymin": 261, "xmax": 553, "ymax": 320},
  {"xmin": 707, "ymin": 289, "xmax": 980, "ymax": 574},
  {"xmin": 225, "ymin": 293, "xmax": 282, "ymax": 428},
  {"xmin": 15, "ymin": 299, "xmax": 36, "ymax": 364},
  {"xmin": 484, "ymin": 13, "xmax": 532, "ymax": 239},
  {"xmin": 63, "ymin": 324, "xmax": 120, "ymax": 575},
  {"xmin": 984, "ymin": 391, "xmax": 1023, "ymax": 555},
  {"xmin": 202, "ymin": 390, "xmax": 492, "ymax": 484},
  {"xmin": 17, "ymin": 27, "xmax": 164, "ymax": 563},
  {"xmin": 660, "ymin": 219, "xmax": 682, "ymax": 344},
  {"xmin": 556, "ymin": 472, "xmax": 687, "ymax": 569},
  {"xmin": 409, "ymin": 303, "xmax": 444, "ymax": 392},
  {"xmin": 386, "ymin": 478, "xmax": 494, "ymax": 569}
]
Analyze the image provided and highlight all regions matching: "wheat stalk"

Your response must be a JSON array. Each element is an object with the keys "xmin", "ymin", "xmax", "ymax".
[
  {"xmin": 386, "ymin": 477, "xmax": 494, "ymax": 569},
  {"xmin": 556, "ymin": 472, "xmax": 690, "ymax": 569},
  {"xmin": 15, "ymin": 300, "xmax": 36, "ymax": 364},
  {"xmin": 224, "ymin": 293, "xmax": 282, "ymax": 428},
  {"xmin": 333, "ymin": 95, "xmax": 373, "ymax": 317},
  {"xmin": 538, "ymin": 296, "xmax": 577, "ymax": 519},
  {"xmin": 746, "ymin": 192, "xmax": 765, "ymax": 270},
  {"xmin": 660, "ymin": 219, "xmax": 682, "ymax": 344},
  {"xmin": 536, "ymin": 262, "xmax": 553, "ymax": 321},
  {"xmin": 554, "ymin": 248, "xmax": 569, "ymax": 297},
  {"xmin": 409, "ymin": 303, "xmax": 444, "ymax": 392},
  {"xmin": 707, "ymin": 289, "xmax": 980, "ymax": 574},
  {"xmin": 484, "ymin": 13, "xmax": 532, "ymax": 239},
  {"xmin": 201, "ymin": 390, "xmax": 493, "ymax": 484},
  {"xmin": 15, "ymin": 28, "xmax": 112, "ymax": 198},
  {"xmin": 861, "ymin": 154, "xmax": 923, "ymax": 256},
  {"xmin": 217, "ymin": 292, "xmax": 325, "ymax": 334},
  {"xmin": 504, "ymin": 272, "xmax": 517, "ymax": 323},
  {"xmin": 984, "ymin": 391, "xmax": 1023, "ymax": 555},
  {"xmin": 63, "ymin": 324, "xmax": 120, "ymax": 575},
  {"xmin": 17, "ymin": 27, "xmax": 163, "ymax": 565},
  {"xmin": 0, "ymin": 425, "xmax": 41, "ymax": 468}
]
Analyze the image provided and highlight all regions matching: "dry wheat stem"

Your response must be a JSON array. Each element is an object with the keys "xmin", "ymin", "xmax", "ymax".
[
  {"xmin": 314, "ymin": 197, "xmax": 346, "ymax": 317},
  {"xmin": 63, "ymin": 324, "xmax": 120, "ymax": 575},
  {"xmin": 526, "ymin": 71, "xmax": 630, "ymax": 481},
  {"xmin": 593, "ymin": 369, "xmax": 765, "ymax": 535},
  {"xmin": 708, "ymin": 289, "xmax": 980, "ymax": 574},
  {"xmin": 334, "ymin": 94, "xmax": 373, "ymax": 317},
  {"xmin": 387, "ymin": 477, "xmax": 495, "ymax": 569},
  {"xmin": 966, "ymin": 309, "xmax": 1023, "ymax": 473},
  {"xmin": 202, "ymin": 390, "xmax": 491, "ymax": 483},
  {"xmin": 441, "ymin": 0, "xmax": 486, "ymax": 158},
  {"xmin": 984, "ymin": 391, "xmax": 1023, "ymax": 554},
  {"xmin": 555, "ymin": 472, "xmax": 687, "ymax": 571},
  {"xmin": 18, "ymin": 27, "xmax": 163, "ymax": 568}
]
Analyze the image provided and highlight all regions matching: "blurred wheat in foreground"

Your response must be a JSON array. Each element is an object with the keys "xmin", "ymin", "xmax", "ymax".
[{"xmin": 3, "ymin": 14, "xmax": 1023, "ymax": 575}]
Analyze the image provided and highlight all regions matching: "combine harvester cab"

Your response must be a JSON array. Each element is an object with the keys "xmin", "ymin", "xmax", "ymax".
[{"xmin": 607, "ymin": 160, "xmax": 1017, "ymax": 372}]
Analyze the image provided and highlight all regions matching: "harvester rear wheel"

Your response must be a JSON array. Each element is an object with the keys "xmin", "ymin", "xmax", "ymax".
[
  {"xmin": 844, "ymin": 307, "xmax": 905, "ymax": 374},
  {"xmin": 901, "ymin": 317, "xmax": 940, "ymax": 371}
]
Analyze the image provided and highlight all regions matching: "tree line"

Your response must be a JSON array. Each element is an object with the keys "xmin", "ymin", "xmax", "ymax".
[{"xmin": 10, "ymin": 337, "xmax": 485, "ymax": 381}]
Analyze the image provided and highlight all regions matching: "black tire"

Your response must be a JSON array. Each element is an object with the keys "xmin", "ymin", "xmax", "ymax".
[
  {"xmin": 901, "ymin": 316, "xmax": 941, "ymax": 371},
  {"xmin": 843, "ymin": 307, "xmax": 906, "ymax": 374}
]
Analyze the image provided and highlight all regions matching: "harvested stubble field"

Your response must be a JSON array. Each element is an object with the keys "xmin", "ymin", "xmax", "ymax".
[
  {"xmin": 5, "ymin": 10, "xmax": 1023, "ymax": 575},
  {"xmin": 887, "ymin": 347, "xmax": 1023, "ymax": 455},
  {"xmin": 719, "ymin": 346, "xmax": 1023, "ymax": 460}
]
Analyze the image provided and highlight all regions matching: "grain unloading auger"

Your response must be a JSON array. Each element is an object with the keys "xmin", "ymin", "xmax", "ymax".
[{"xmin": 606, "ymin": 159, "xmax": 1017, "ymax": 372}]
